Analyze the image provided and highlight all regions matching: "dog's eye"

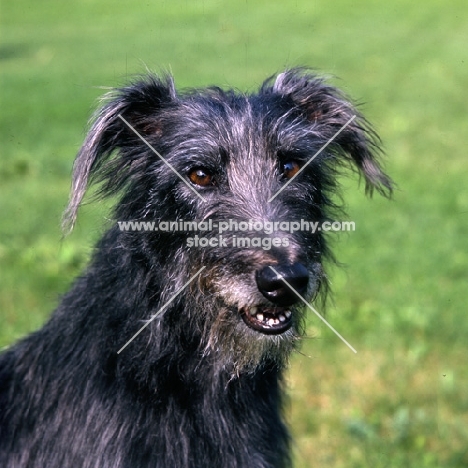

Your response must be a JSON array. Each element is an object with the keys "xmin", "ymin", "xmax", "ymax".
[
  {"xmin": 188, "ymin": 167, "xmax": 215, "ymax": 187},
  {"xmin": 281, "ymin": 161, "xmax": 301, "ymax": 180}
]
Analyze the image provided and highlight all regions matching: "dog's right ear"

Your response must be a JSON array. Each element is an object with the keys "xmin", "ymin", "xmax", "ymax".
[{"xmin": 62, "ymin": 74, "xmax": 177, "ymax": 232}]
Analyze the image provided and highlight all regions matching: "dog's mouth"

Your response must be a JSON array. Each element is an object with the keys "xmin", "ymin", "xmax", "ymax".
[{"xmin": 240, "ymin": 306, "xmax": 293, "ymax": 335}]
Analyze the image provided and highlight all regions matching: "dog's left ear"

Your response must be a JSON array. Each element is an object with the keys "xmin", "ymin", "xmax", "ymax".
[
  {"xmin": 62, "ymin": 74, "xmax": 177, "ymax": 231},
  {"xmin": 264, "ymin": 68, "xmax": 393, "ymax": 196}
]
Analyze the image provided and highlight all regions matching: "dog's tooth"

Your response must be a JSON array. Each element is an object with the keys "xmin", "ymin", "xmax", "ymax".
[
  {"xmin": 250, "ymin": 306, "xmax": 258, "ymax": 316},
  {"xmin": 256, "ymin": 313, "xmax": 264, "ymax": 321},
  {"xmin": 267, "ymin": 318, "xmax": 275, "ymax": 326},
  {"xmin": 285, "ymin": 310, "xmax": 292, "ymax": 318},
  {"xmin": 279, "ymin": 314, "xmax": 286, "ymax": 322}
]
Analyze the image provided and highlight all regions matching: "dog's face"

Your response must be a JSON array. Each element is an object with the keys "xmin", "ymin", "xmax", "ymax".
[{"xmin": 64, "ymin": 69, "xmax": 391, "ymax": 372}]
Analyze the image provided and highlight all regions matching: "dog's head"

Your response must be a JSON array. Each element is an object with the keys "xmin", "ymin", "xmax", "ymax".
[{"xmin": 64, "ymin": 69, "xmax": 392, "ymax": 371}]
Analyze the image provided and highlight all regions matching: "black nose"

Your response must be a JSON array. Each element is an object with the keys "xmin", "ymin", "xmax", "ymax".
[{"xmin": 255, "ymin": 263, "xmax": 309, "ymax": 307}]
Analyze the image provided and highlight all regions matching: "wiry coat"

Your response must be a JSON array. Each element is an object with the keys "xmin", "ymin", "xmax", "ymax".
[{"xmin": 0, "ymin": 69, "xmax": 391, "ymax": 467}]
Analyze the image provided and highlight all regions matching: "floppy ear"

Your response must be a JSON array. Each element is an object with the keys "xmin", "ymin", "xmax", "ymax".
[
  {"xmin": 62, "ymin": 74, "xmax": 177, "ymax": 231},
  {"xmin": 265, "ymin": 68, "xmax": 393, "ymax": 196}
]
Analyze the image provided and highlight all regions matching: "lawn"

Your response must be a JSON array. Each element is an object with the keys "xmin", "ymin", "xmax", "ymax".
[{"xmin": 1, "ymin": 1, "xmax": 467, "ymax": 466}]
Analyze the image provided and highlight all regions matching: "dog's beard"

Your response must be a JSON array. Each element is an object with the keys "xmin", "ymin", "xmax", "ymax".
[
  {"xmin": 188, "ymin": 263, "xmax": 317, "ymax": 376},
  {"xmin": 199, "ymin": 302, "xmax": 305, "ymax": 376}
]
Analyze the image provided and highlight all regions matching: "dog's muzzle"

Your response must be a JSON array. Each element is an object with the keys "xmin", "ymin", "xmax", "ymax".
[{"xmin": 240, "ymin": 263, "xmax": 309, "ymax": 335}]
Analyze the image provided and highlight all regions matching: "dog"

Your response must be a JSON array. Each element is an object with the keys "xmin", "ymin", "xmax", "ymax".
[{"xmin": 0, "ymin": 68, "xmax": 392, "ymax": 467}]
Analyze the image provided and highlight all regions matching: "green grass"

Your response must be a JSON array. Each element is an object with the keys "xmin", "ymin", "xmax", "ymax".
[{"xmin": 1, "ymin": 1, "xmax": 467, "ymax": 466}]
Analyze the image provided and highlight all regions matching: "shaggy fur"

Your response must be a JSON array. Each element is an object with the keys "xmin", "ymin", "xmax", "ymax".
[{"xmin": 0, "ymin": 68, "xmax": 392, "ymax": 467}]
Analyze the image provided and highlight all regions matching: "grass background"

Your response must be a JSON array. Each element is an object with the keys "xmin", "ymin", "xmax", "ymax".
[{"xmin": 1, "ymin": 0, "xmax": 467, "ymax": 466}]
